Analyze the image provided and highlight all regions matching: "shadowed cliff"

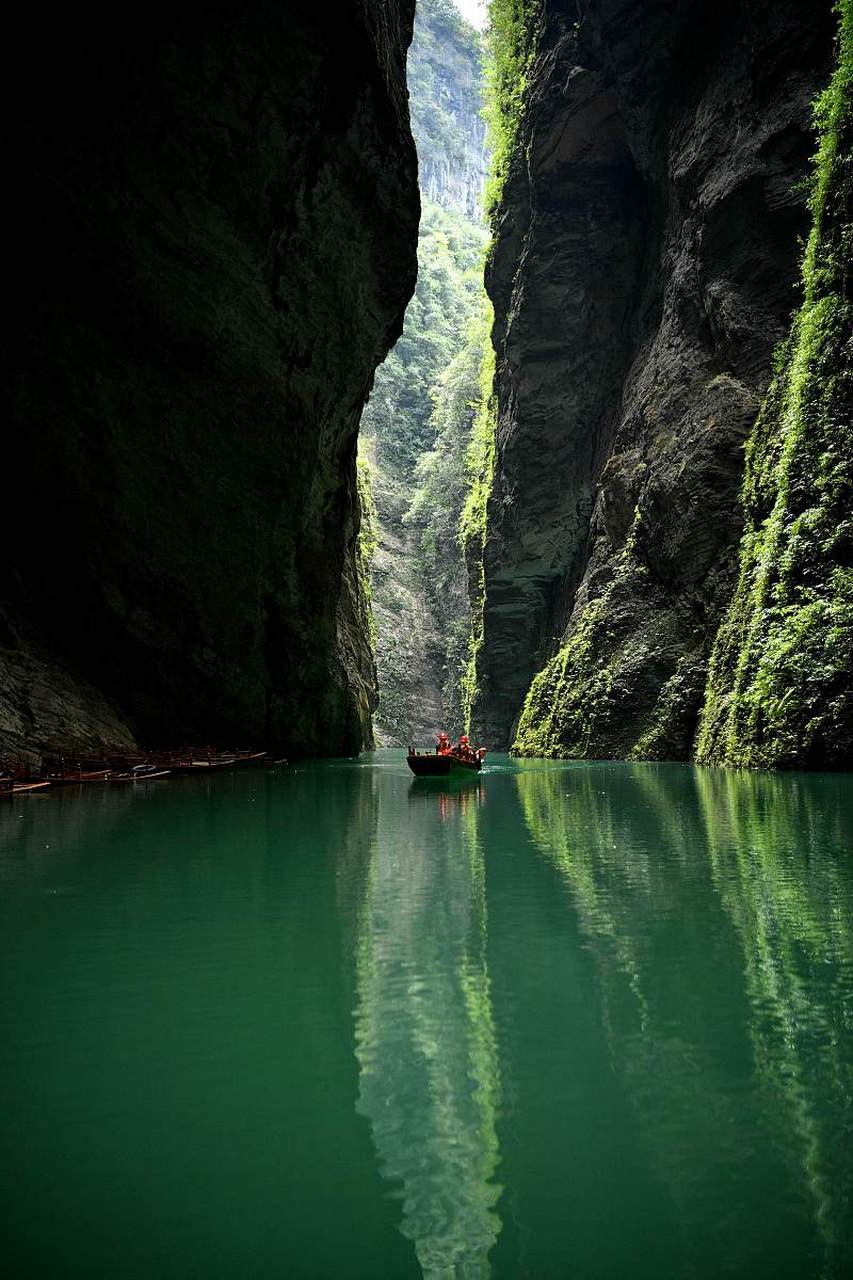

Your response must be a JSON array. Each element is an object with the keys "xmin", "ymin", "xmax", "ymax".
[
  {"xmin": 2, "ymin": 0, "xmax": 419, "ymax": 760},
  {"xmin": 472, "ymin": 0, "xmax": 837, "ymax": 758}
]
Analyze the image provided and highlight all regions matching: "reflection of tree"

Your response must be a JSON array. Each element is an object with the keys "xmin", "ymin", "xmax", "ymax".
[
  {"xmin": 515, "ymin": 761, "xmax": 853, "ymax": 1276},
  {"xmin": 353, "ymin": 778, "xmax": 501, "ymax": 1277},
  {"xmin": 695, "ymin": 767, "xmax": 853, "ymax": 1276}
]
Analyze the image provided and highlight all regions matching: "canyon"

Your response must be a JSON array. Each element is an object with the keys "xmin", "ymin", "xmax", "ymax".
[{"xmin": 1, "ymin": 0, "xmax": 849, "ymax": 771}]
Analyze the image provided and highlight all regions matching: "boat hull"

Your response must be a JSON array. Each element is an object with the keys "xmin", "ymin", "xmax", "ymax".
[
  {"xmin": 406, "ymin": 752, "xmax": 483, "ymax": 777},
  {"xmin": 108, "ymin": 769, "xmax": 172, "ymax": 783},
  {"xmin": 407, "ymin": 754, "xmax": 452, "ymax": 777},
  {"xmin": 449, "ymin": 756, "xmax": 482, "ymax": 772},
  {"xmin": 44, "ymin": 770, "xmax": 111, "ymax": 785}
]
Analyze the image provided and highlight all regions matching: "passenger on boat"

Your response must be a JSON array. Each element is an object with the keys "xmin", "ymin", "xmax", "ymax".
[
  {"xmin": 436, "ymin": 732, "xmax": 451, "ymax": 756},
  {"xmin": 456, "ymin": 734, "xmax": 475, "ymax": 762}
]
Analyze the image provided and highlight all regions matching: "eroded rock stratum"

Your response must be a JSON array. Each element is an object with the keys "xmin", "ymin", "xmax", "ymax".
[
  {"xmin": 3, "ymin": 0, "xmax": 418, "ymax": 759},
  {"xmin": 472, "ymin": 0, "xmax": 841, "ymax": 761}
]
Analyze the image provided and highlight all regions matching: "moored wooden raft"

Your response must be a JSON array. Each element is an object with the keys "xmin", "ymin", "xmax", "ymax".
[
  {"xmin": 1, "ymin": 746, "xmax": 279, "ymax": 793},
  {"xmin": 0, "ymin": 775, "xmax": 51, "ymax": 796}
]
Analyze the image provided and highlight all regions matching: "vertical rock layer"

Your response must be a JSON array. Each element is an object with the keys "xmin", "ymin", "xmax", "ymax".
[
  {"xmin": 696, "ymin": 7, "xmax": 852, "ymax": 769},
  {"xmin": 475, "ymin": 0, "xmax": 836, "ymax": 756},
  {"xmin": 2, "ymin": 0, "xmax": 418, "ymax": 758}
]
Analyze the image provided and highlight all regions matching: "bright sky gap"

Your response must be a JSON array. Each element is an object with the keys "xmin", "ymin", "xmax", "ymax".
[{"xmin": 453, "ymin": 0, "xmax": 487, "ymax": 30}]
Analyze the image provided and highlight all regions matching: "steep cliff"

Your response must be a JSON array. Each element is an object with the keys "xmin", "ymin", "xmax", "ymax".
[
  {"xmin": 697, "ymin": 8, "xmax": 852, "ymax": 770},
  {"xmin": 473, "ymin": 0, "xmax": 836, "ymax": 757},
  {"xmin": 362, "ymin": 0, "xmax": 489, "ymax": 746},
  {"xmin": 2, "ymin": 0, "xmax": 418, "ymax": 760},
  {"xmin": 409, "ymin": 0, "xmax": 489, "ymax": 217}
]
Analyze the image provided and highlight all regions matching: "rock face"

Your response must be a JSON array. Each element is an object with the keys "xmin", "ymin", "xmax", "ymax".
[
  {"xmin": 2, "ymin": 0, "xmax": 418, "ymax": 759},
  {"xmin": 409, "ymin": 0, "xmax": 488, "ymax": 218},
  {"xmin": 474, "ymin": 0, "xmax": 836, "ymax": 756},
  {"xmin": 696, "ymin": 9, "xmax": 852, "ymax": 770}
]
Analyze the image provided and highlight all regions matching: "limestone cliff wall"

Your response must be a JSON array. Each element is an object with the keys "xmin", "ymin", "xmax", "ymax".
[
  {"xmin": 2, "ymin": 0, "xmax": 418, "ymax": 759},
  {"xmin": 409, "ymin": 0, "xmax": 488, "ymax": 219},
  {"xmin": 474, "ymin": 0, "xmax": 836, "ymax": 756},
  {"xmin": 696, "ymin": 7, "xmax": 852, "ymax": 770}
]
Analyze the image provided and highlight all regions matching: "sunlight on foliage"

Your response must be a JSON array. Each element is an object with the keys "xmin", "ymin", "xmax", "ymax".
[{"xmin": 483, "ymin": 0, "xmax": 542, "ymax": 216}]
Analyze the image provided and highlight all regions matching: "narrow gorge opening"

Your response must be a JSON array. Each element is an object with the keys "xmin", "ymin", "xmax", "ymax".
[{"xmin": 359, "ymin": 0, "xmax": 491, "ymax": 747}]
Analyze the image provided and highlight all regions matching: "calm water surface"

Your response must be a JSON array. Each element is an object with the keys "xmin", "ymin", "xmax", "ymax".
[{"xmin": 1, "ymin": 752, "xmax": 851, "ymax": 1278}]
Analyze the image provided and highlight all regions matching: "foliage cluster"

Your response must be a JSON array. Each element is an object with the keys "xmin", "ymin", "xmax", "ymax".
[
  {"xmin": 483, "ymin": 0, "xmax": 542, "ymax": 216},
  {"xmin": 361, "ymin": 200, "xmax": 487, "ymax": 475},
  {"xmin": 512, "ymin": 515, "xmax": 648, "ymax": 757},
  {"xmin": 406, "ymin": 302, "xmax": 493, "ymax": 725},
  {"xmin": 458, "ymin": 329, "xmax": 496, "ymax": 731},
  {"xmin": 361, "ymin": 191, "xmax": 490, "ymax": 737},
  {"xmin": 356, "ymin": 455, "xmax": 379, "ymax": 646},
  {"xmin": 696, "ymin": 2, "xmax": 852, "ymax": 768}
]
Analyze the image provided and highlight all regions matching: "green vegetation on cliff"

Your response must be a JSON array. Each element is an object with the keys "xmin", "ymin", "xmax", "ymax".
[
  {"xmin": 459, "ymin": 329, "xmax": 496, "ymax": 731},
  {"xmin": 483, "ymin": 0, "xmax": 542, "ymax": 215},
  {"xmin": 511, "ymin": 516, "xmax": 667, "ymax": 759},
  {"xmin": 362, "ymin": 201, "xmax": 487, "ymax": 474},
  {"xmin": 509, "ymin": 3, "xmax": 850, "ymax": 768},
  {"xmin": 409, "ymin": 0, "xmax": 487, "ymax": 219},
  {"xmin": 361, "ymin": 198, "xmax": 489, "ymax": 742},
  {"xmin": 406, "ymin": 302, "xmax": 493, "ymax": 728},
  {"xmin": 361, "ymin": 0, "xmax": 491, "ymax": 743},
  {"xmin": 696, "ymin": 4, "xmax": 852, "ymax": 769},
  {"xmin": 356, "ymin": 456, "xmax": 379, "ymax": 647}
]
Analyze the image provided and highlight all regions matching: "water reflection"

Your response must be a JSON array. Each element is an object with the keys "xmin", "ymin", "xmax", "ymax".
[
  {"xmin": 515, "ymin": 761, "xmax": 853, "ymax": 1277},
  {"xmin": 696, "ymin": 768, "xmax": 853, "ymax": 1273},
  {"xmin": 353, "ymin": 770, "xmax": 501, "ymax": 1276}
]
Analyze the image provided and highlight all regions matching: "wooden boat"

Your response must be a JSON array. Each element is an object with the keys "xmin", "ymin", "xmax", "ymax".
[
  {"xmin": 152, "ymin": 746, "xmax": 267, "ymax": 774},
  {"xmin": 407, "ymin": 751, "xmax": 453, "ymax": 777},
  {"xmin": 107, "ymin": 767, "xmax": 171, "ymax": 783},
  {"xmin": 447, "ymin": 752, "xmax": 483, "ymax": 773},
  {"xmin": 224, "ymin": 750, "xmax": 268, "ymax": 767},
  {"xmin": 158, "ymin": 756, "xmax": 234, "ymax": 775},
  {"xmin": 406, "ymin": 750, "xmax": 483, "ymax": 777},
  {"xmin": 43, "ymin": 768, "xmax": 112, "ymax": 785},
  {"xmin": 38, "ymin": 752, "xmax": 112, "ymax": 784},
  {"xmin": 1, "ymin": 778, "xmax": 51, "ymax": 796}
]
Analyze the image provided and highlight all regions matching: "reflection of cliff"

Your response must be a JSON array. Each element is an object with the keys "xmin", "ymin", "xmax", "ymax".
[
  {"xmin": 695, "ymin": 768, "xmax": 853, "ymax": 1275},
  {"xmin": 516, "ymin": 765, "xmax": 740, "ymax": 1246},
  {"xmin": 515, "ymin": 762, "xmax": 853, "ymax": 1274},
  {"xmin": 353, "ymin": 778, "xmax": 501, "ymax": 1276}
]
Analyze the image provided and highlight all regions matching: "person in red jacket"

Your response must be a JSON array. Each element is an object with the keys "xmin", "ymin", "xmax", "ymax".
[{"xmin": 436, "ymin": 732, "xmax": 451, "ymax": 756}]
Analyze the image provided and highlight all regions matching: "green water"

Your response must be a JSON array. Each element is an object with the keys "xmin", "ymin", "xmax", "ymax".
[{"xmin": 1, "ymin": 754, "xmax": 851, "ymax": 1278}]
